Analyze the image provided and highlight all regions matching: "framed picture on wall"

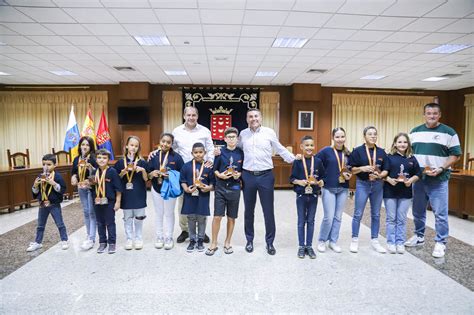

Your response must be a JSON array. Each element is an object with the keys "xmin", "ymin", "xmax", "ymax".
[{"xmin": 298, "ymin": 111, "xmax": 314, "ymax": 130}]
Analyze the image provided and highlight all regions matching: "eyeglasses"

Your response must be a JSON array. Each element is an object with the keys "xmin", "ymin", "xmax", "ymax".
[{"xmin": 225, "ymin": 135, "xmax": 237, "ymax": 139}]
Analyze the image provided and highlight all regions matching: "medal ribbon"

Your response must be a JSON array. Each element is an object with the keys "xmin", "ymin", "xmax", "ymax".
[
  {"xmin": 124, "ymin": 155, "xmax": 137, "ymax": 184},
  {"xmin": 78, "ymin": 155, "xmax": 89, "ymax": 182},
  {"xmin": 193, "ymin": 159, "xmax": 205, "ymax": 185},
  {"xmin": 302, "ymin": 155, "xmax": 314, "ymax": 182},
  {"xmin": 95, "ymin": 167, "xmax": 108, "ymax": 198},
  {"xmin": 159, "ymin": 150, "xmax": 169, "ymax": 171},
  {"xmin": 333, "ymin": 147, "xmax": 345, "ymax": 174},
  {"xmin": 365, "ymin": 144, "xmax": 377, "ymax": 167},
  {"xmin": 41, "ymin": 171, "xmax": 54, "ymax": 201}
]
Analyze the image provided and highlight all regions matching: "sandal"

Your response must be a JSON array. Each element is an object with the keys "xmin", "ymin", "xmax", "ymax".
[
  {"xmin": 224, "ymin": 246, "xmax": 233, "ymax": 254},
  {"xmin": 205, "ymin": 247, "xmax": 218, "ymax": 256}
]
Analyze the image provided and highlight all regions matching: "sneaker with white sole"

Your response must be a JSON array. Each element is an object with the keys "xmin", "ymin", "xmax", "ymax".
[
  {"xmin": 164, "ymin": 238, "xmax": 174, "ymax": 250},
  {"xmin": 134, "ymin": 240, "xmax": 143, "ymax": 250},
  {"xmin": 329, "ymin": 242, "xmax": 342, "ymax": 253},
  {"xmin": 26, "ymin": 242, "xmax": 42, "ymax": 252},
  {"xmin": 155, "ymin": 238, "xmax": 164, "ymax": 249},
  {"xmin": 432, "ymin": 242, "xmax": 446, "ymax": 258},
  {"xmin": 387, "ymin": 244, "xmax": 396, "ymax": 254},
  {"xmin": 124, "ymin": 239, "xmax": 133, "ymax": 250},
  {"xmin": 81, "ymin": 240, "xmax": 94, "ymax": 251},
  {"xmin": 396, "ymin": 244, "xmax": 405, "ymax": 254},
  {"xmin": 349, "ymin": 238, "xmax": 359, "ymax": 253},
  {"xmin": 61, "ymin": 241, "xmax": 69, "ymax": 250},
  {"xmin": 317, "ymin": 241, "xmax": 326, "ymax": 253},
  {"xmin": 404, "ymin": 235, "xmax": 425, "ymax": 247},
  {"xmin": 371, "ymin": 239, "xmax": 386, "ymax": 253}
]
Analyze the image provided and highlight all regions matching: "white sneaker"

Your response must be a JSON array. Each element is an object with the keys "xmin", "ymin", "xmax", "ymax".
[
  {"xmin": 134, "ymin": 240, "xmax": 143, "ymax": 250},
  {"xmin": 61, "ymin": 241, "xmax": 69, "ymax": 250},
  {"xmin": 164, "ymin": 238, "xmax": 174, "ymax": 250},
  {"xmin": 349, "ymin": 238, "xmax": 359, "ymax": 253},
  {"xmin": 26, "ymin": 242, "xmax": 42, "ymax": 252},
  {"xmin": 432, "ymin": 242, "xmax": 446, "ymax": 258},
  {"xmin": 329, "ymin": 242, "xmax": 342, "ymax": 253},
  {"xmin": 317, "ymin": 241, "xmax": 326, "ymax": 253},
  {"xmin": 81, "ymin": 240, "xmax": 94, "ymax": 251},
  {"xmin": 371, "ymin": 239, "xmax": 386, "ymax": 253},
  {"xmin": 387, "ymin": 244, "xmax": 396, "ymax": 254},
  {"xmin": 155, "ymin": 238, "xmax": 164, "ymax": 249},
  {"xmin": 396, "ymin": 244, "xmax": 405, "ymax": 254},
  {"xmin": 404, "ymin": 235, "xmax": 425, "ymax": 247},
  {"xmin": 124, "ymin": 239, "xmax": 133, "ymax": 250}
]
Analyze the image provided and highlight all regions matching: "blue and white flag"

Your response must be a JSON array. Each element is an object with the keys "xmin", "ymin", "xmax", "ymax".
[{"xmin": 64, "ymin": 105, "xmax": 80, "ymax": 159}]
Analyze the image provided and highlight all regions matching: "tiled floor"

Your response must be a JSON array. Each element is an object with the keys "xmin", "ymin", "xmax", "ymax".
[{"xmin": 1, "ymin": 191, "xmax": 473, "ymax": 313}]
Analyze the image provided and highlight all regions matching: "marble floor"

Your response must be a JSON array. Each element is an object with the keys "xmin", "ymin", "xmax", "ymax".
[{"xmin": 1, "ymin": 191, "xmax": 473, "ymax": 313}]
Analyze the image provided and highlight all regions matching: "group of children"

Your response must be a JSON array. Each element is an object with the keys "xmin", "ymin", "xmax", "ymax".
[{"xmin": 27, "ymin": 125, "xmax": 422, "ymax": 258}]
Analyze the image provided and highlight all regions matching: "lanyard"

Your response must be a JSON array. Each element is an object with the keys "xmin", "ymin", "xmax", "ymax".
[
  {"xmin": 41, "ymin": 171, "xmax": 54, "ymax": 201},
  {"xmin": 365, "ymin": 144, "xmax": 377, "ymax": 167},
  {"xmin": 333, "ymin": 147, "xmax": 345, "ymax": 173},
  {"xmin": 302, "ymin": 155, "xmax": 314, "ymax": 181},
  {"xmin": 192, "ymin": 160, "xmax": 204, "ymax": 184},
  {"xmin": 124, "ymin": 155, "xmax": 137, "ymax": 184},
  {"xmin": 159, "ymin": 150, "xmax": 169, "ymax": 171},
  {"xmin": 95, "ymin": 167, "xmax": 108, "ymax": 198}
]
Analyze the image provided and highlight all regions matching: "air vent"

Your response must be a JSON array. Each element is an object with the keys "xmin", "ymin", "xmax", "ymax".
[
  {"xmin": 440, "ymin": 73, "xmax": 462, "ymax": 78},
  {"xmin": 114, "ymin": 66, "xmax": 135, "ymax": 71},
  {"xmin": 307, "ymin": 69, "xmax": 328, "ymax": 74}
]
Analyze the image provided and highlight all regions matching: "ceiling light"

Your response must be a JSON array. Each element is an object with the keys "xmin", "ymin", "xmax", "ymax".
[
  {"xmin": 422, "ymin": 77, "xmax": 448, "ymax": 82},
  {"xmin": 165, "ymin": 70, "xmax": 187, "ymax": 76},
  {"xmin": 360, "ymin": 75, "xmax": 386, "ymax": 80},
  {"xmin": 0, "ymin": 42, "xmax": 6, "ymax": 46},
  {"xmin": 0, "ymin": 71, "xmax": 11, "ymax": 75},
  {"xmin": 49, "ymin": 70, "xmax": 77, "ymax": 76},
  {"xmin": 134, "ymin": 35, "xmax": 170, "ymax": 46},
  {"xmin": 427, "ymin": 44, "xmax": 472, "ymax": 54},
  {"xmin": 255, "ymin": 71, "xmax": 278, "ymax": 77},
  {"xmin": 272, "ymin": 37, "xmax": 308, "ymax": 48}
]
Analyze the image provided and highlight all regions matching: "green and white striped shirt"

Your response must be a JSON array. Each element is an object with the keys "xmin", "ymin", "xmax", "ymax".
[{"xmin": 410, "ymin": 123, "xmax": 462, "ymax": 181}]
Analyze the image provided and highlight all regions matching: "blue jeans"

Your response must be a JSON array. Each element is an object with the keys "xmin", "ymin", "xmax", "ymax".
[
  {"xmin": 35, "ymin": 204, "xmax": 68, "ymax": 243},
  {"xmin": 412, "ymin": 179, "xmax": 449, "ymax": 244},
  {"xmin": 319, "ymin": 187, "xmax": 348, "ymax": 243},
  {"xmin": 384, "ymin": 198, "xmax": 411, "ymax": 245},
  {"xmin": 352, "ymin": 179, "xmax": 383, "ymax": 239},
  {"xmin": 78, "ymin": 188, "xmax": 96, "ymax": 241},
  {"xmin": 296, "ymin": 194, "xmax": 318, "ymax": 247}
]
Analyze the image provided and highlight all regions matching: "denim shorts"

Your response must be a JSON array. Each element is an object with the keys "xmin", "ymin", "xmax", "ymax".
[{"xmin": 214, "ymin": 181, "xmax": 241, "ymax": 219}]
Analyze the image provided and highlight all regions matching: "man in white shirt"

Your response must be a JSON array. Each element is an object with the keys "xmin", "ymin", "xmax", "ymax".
[{"xmin": 240, "ymin": 108, "xmax": 295, "ymax": 255}]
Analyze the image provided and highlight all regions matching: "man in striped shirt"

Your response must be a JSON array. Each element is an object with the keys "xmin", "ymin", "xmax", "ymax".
[{"xmin": 407, "ymin": 103, "xmax": 461, "ymax": 258}]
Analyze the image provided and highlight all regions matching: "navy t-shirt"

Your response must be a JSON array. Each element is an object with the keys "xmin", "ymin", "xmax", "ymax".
[
  {"xmin": 90, "ymin": 167, "xmax": 123, "ymax": 203},
  {"xmin": 71, "ymin": 155, "xmax": 98, "ymax": 180},
  {"xmin": 114, "ymin": 157, "xmax": 149, "ymax": 209},
  {"xmin": 316, "ymin": 146, "xmax": 351, "ymax": 189},
  {"xmin": 180, "ymin": 160, "xmax": 214, "ymax": 216},
  {"xmin": 289, "ymin": 155, "xmax": 325, "ymax": 194},
  {"xmin": 349, "ymin": 144, "xmax": 387, "ymax": 181},
  {"xmin": 148, "ymin": 150, "xmax": 184, "ymax": 193},
  {"xmin": 213, "ymin": 146, "xmax": 244, "ymax": 189},
  {"xmin": 32, "ymin": 171, "xmax": 67, "ymax": 205},
  {"xmin": 382, "ymin": 153, "xmax": 421, "ymax": 199}
]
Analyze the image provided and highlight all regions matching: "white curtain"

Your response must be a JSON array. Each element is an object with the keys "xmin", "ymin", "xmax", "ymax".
[
  {"xmin": 332, "ymin": 93, "xmax": 434, "ymax": 150},
  {"xmin": 464, "ymin": 94, "xmax": 474, "ymax": 168},
  {"xmin": 260, "ymin": 91, "xmax": 280, "ymax": 137},
  {"xmin": 0, "ymin": 91, "xmax": 108, "ymax": 167}
]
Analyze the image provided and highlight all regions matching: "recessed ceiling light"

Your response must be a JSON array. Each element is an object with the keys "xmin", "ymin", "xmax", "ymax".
[
  {"xmin": 255, "ymin": 71, "xmax": 278, "ymax": 77},
  {"xmin": 165, "ymin": 70, "xmax": 187, "ymax": 76},
  {"xmin": 427, "ymin": 44, "xmax": 472, "ymax": 54},
  {"xmin": 133, "ymin": 35, "xmax": 170, "ymax": 46},
  {"xmin": 49, "ymin": 70, "xmax": 77, "ymax": 76},
  {"xmin": 272, "ymin": 37, "xmax": 308, "ymax": 48},
  {"xmin": 360, "ymin": 75, "xmax": 386, "ymax": 80},
  {"xmin": 0, "ymin": 42, "xmax": 6, "ymax": 46},
  {"xmin": 0, "ymin": 71, "xmax": 11, "ymax": 75},
  {"xmin": 422, "ymin": 76, "xmax": 448, "ymax": 82}
]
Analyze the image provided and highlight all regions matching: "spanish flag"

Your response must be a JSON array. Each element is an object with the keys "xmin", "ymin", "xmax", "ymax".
[{"xmin": 81, "ymin": 108, "xmax": 96, "ymax": 147}]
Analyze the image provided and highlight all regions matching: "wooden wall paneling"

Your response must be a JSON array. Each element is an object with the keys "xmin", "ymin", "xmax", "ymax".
[
  {"xmin": 119, "ymin": 125, "xmax": 151, "ymax": 156},
  {"xmin": 119, "ymin": 82, "xmax": 150, "ymax": 100}
]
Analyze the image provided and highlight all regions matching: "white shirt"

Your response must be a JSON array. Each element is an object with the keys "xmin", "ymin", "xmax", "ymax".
[
  {"xmin": 239, "ymin": 126, "xmax": 295, "ymax": 171},
  {"xmin": 172, "ymin": 123, "xmax": 215, "ymax": 163}
]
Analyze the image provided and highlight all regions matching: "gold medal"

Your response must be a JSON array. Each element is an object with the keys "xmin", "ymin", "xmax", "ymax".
[
  {"xmin": 365, "ymin": 144, "xmax": 378, "ymax": 181},
  {"xmin": 95, "ymin": 167, "xmax": 108, "ymax": 204},
  {"xmin": 40, "ymin": 171, "xmax": 54, "ymax": 206},
  {"xmin": 124, "ymin": 155, "xmax": 138, "ymax": 189},
  {"xmin": 302, "ymin": 154, "xmax": 315, "ymax": 194},
  {"xmin": 193, "ymin": 159, "xmax": 205, "ymax": 189},
  {"xmin": 334, "ymin": 147, "xmax": 348, "ymax": 184}
]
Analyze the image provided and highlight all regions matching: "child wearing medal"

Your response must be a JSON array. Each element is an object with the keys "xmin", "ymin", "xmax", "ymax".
[
  {"xmin": 379, "ymin": 133, "xmax": 421, "ymax": 254},
  {"xmin": 27, "ymin": 154, "xmax": 68, "ymax": 252},
  {"xmin": 180, "ymin": 142, "xmax": 214, "ymax": 253},
  {"xmin": 90, "ymin": 149, "xmax": 123, "ymax": 254},
  {"xmin": 349, "ymin": 126, "xmax": 387, "ymax": 254},
  {"xmin": 149, "ymin": 133, "xmax": 184, "ymax": 250},
  {"xmin": 114, "ymin": 136, "xmax": 149, "ymax": 251},
  {"xmin": 316, "ymin": 127, "xmax": 352, "ymax": 254},
  {"xmin": 71, "ymin": 136, "xmax": 98, "ymax": 251},
  {"xmin": 290, "ymin": 136, "xmax": 325, "ymax": 259}
]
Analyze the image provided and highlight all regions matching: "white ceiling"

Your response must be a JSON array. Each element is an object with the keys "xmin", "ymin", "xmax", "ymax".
[{"xmin": 0, "ymin": 0, "xmax": 473, "ymax": 90}]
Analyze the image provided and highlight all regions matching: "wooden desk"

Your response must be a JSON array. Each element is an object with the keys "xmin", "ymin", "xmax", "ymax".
[
  {"xmin": 272, "ymin": 156, "xmax": 293, "ymax": 188},
  {"xmin": 449, "ymin": 170, "xmax": 474, "ymax": 218},
  {"xmin": 0, "ymin": 164, "xmax": 74, "ymax": 212}
]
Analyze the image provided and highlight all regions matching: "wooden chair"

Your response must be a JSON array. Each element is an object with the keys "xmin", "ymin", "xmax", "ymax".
[
  {"xmin": 52, "ymin": 148, "xmax": 71, "ymax": 165},
  {"xmin": 466, "ymin": 153, "xmax": 474, "ymax": 170},
  {"xmin": 7, "ymin": 149, "xmax": 30, "ymax": 168}
]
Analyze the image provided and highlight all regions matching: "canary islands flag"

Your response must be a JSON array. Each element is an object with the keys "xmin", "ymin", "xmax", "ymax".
[
  {"xmin": 63, "ymin": 106, "xmax": 80, "ymax": 159},
  {"xmin": 81, "ymin": 108, "xmax": 96, "ymax": 146},
  {"xmin": 96, "ymin": 109, "xmax": 114, "ymax": 160}
]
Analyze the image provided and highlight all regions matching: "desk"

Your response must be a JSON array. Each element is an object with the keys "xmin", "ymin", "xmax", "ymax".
[
  {"xmin": 449, "ymin": 170, "xmax": 474, "ymax": 218},
  {"xmin": 0, "ymin": 164, "xmax": 74, "ymax": 212}
]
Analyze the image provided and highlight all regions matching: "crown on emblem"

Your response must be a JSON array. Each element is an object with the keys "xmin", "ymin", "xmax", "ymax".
[{"xmin": 209, "ymin": 106, "xmax": 233, "ymax": 115}]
